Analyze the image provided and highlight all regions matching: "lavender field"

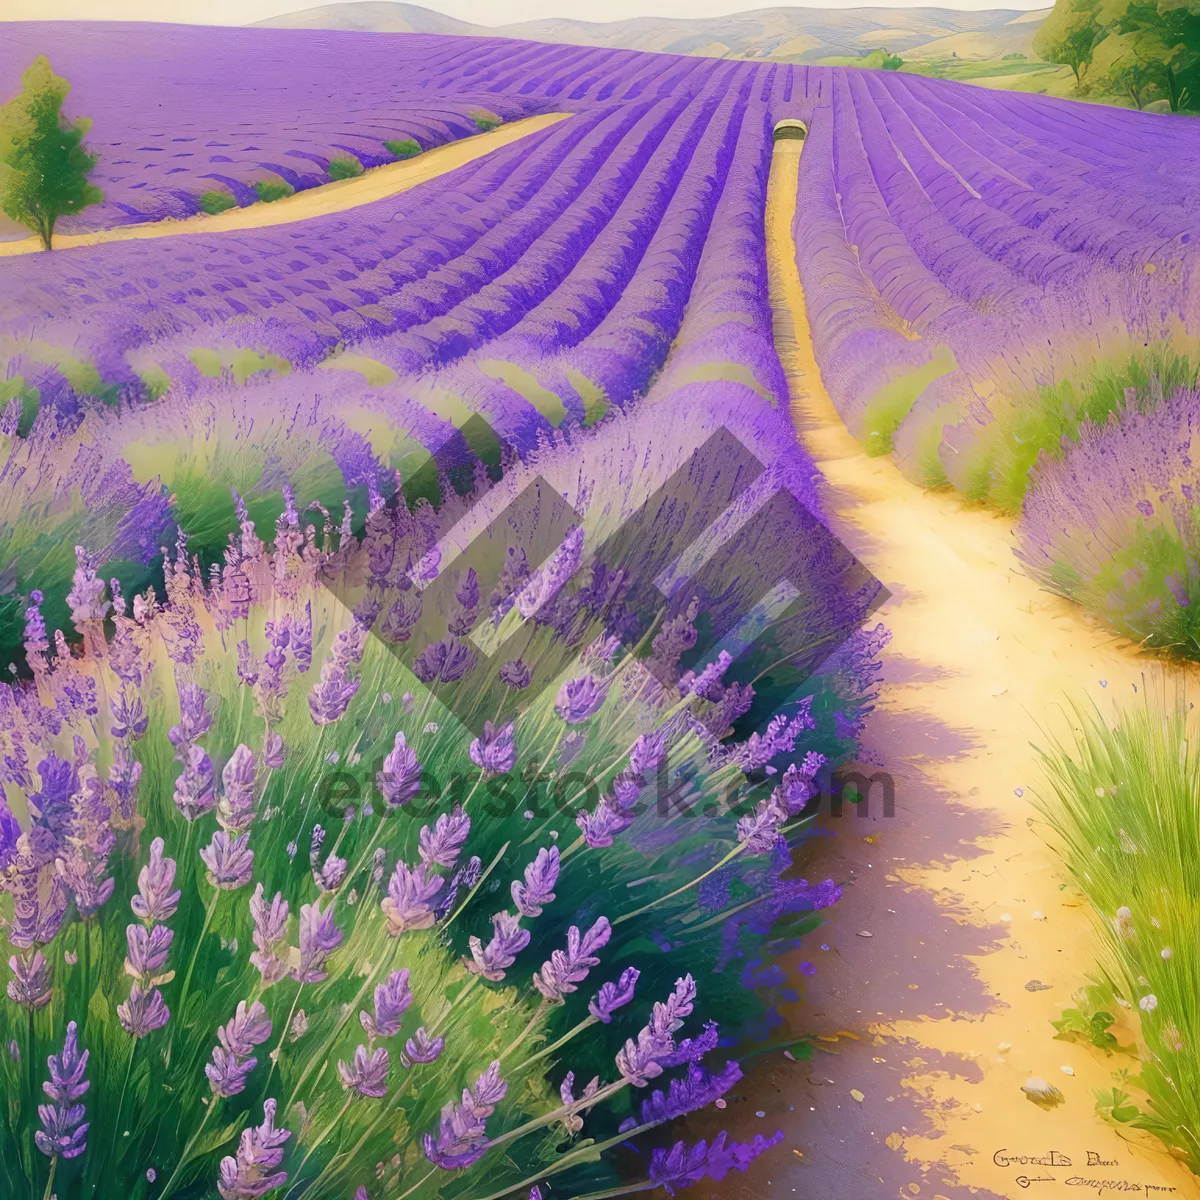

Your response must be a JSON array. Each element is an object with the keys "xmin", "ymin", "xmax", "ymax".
[{"xmin": 1, "ymin": 16, "xmax": 1198, "ymax": 1200}]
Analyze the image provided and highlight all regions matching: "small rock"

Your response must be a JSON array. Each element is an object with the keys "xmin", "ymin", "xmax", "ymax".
[
  {"xmin": 1032, "ymin": 911, "xmax": 1046, "ymax": 920},
  {"xmin": 850, "ymin": 1089, "xmax": 865, "ymax": 1102},
  {"xmin": 715, "ymin": 1098, "xmax": 726, "ymax": 1109},
  {"xmin": 755, "ymin": 1110, "xmax": 765, "ymax": 1118},
  {"xmin": 1061, "ymin": 1066, "xmax": 1075, "ymax": 1076},
  {"xmin": 1025, "ymin": 979, "xmax": 1052, "ymax": 992},
  {"xmin": 857, "ymin": 931, "xmax": 873, "ymax": 938},
  {"xmin": 997, "ymin": 1042, "xmax": 1012, "ymax": 1053}
]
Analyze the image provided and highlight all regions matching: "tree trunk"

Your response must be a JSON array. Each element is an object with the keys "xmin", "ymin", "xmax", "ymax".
[{"xmin": 39, "ymin": 217, "xmax": 54, "ymax": 251}]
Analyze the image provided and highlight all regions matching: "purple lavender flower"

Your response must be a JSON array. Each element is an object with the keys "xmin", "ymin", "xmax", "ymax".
[
  {"xmin": 403, "ymin": 1028, "xmax": 445, "ymax": 1065},
  {"xmin": 511, "ymin": 847, "xmax": 559, "ymax": 918},
  {"xmin": 200, "ymin": 830, "xmax": 254, "ymax": 890},
  {"xmin": 262, "ymin": 731, "xmax": 286, "ymax": 770},
  {"xmin": 381, "ymin": 860, "xmax": 443, "ymax": 935},
  {"xmin": 418, "ymin": 808, "xmax": 470, "ymax": 870},
  {"xmin": 124, "ymin": 923, "xmax": 174, "ymax": 977},
  {"xmin": 174, "ymin": 744, "xmax": 216, "ymax": 820},
  {"xmin": 35, "ymin": 1021, "xmax": 89, "ymax": 1159},
  {"xmin": 532, "ymin": 917, "xmax": 611, "ymax": 1003},
  {"xmin": 292, "ymin": 898, "xmax": 343, "ymax": 983},
  {"xmin": 217, "ymin": 1098, "xmax": 290, "ymax": 1200},
  {"xmin": 170, "ymin": 683, "xmax": 213, "ymax": 751},
  {"xmin": 7, "ymin": 951, "xmax": 52, "ymax": 1009},
  {"xmin": 109, "ymin": 691, "xmax": 148, "ymax": 740},
  {"xmin": 736, "ymin": 792, "xmax": 789, "ymax": 854},
  {"xmin": 249, "ymin": 885, "xmax": 291, "ymax": 986},
  {"xmin": 515, "ymin": 527, "xmax": 583, "ymax": 620},
  {"xmin": 308, "ymin": 621, "xmax": 367, "ymax": 725},
  {"xmin": 499, "ymin": 659, "xmax": 533, "ymax": 690},
  {"xmin": 423, "ymin": 1061, "xmax": 507, "ymax": 1170},
  {"xmin": 554, "ymin": 675, "xmax": 607, "ymax": 724},
  {"xmin": 648, "ymin": 1131, "xmax": 784, "ymax": 1194},
  {"xmin": 219, "ymin": 1000, "xmax": 274, "ymax": 1058},
  {"xmin": 630, "ymin": 730, "xmax": 669, "ymax": 779},
  {"xmin": 338, "ymin": 1044, "xmax": 390, "ymax": 1098},
  {"xmin": 469, "ymin": 721, "xmax": 516, "ymax": 775},
  {"xmin": 132, "ymin": 838, "xmax": 180, "ymax": 922},
  {"xmin": 206, "ymin": 1047, "xmax": 258, "ymax": 1098},
  {"xmin": 577, "ymin": 796, "xmax": 635, "ymax": 849},
  {"xmin": 617, "ymin": 975, "xmax": 697, "ymax": 1086},
  {"xmin": 377, "ymin": 733, "xmax": 422, "ymax": 808},
  {"xmin": 217, "ymin": 744, "xmax": 258, "ymax": 834},
  {"xmin": 558, "ymin": 1070, "xmax": 601, "ymax": 1134},
  {"xmin": 679, "ymin": 651, "xmax": 734, "ymax": 701},
  {"xmin": 117, "ymin": 985, "xmax": 171, "ymax": 1038},
  {"xmin": 66, "ymin": 546, "xmax": 110, "ymax": 631},
  {"xmin": 236, "ymin": 641, "xmax": 260, "ymax": 688},
  {"xmin": 639, "ymin": 1061, "xmax": 742, "ymax": 1124},
  {"xmin": 413, "ymin": 638, "xmax": 476, "ymax": 684},
  {"xmin": 361, "ymin": 969, "xmax": 413, "ymax": 1039},
  {"xmin": 466, "ymin": 911, "xmax": 530, "ymax": 981},
  {"xmin": 292, "ymin": 602, "xmax": 313, "ymax": 672},
  {"xmin": 589, "ymin": 967, "xmax": 639, "ymax": 1023}
]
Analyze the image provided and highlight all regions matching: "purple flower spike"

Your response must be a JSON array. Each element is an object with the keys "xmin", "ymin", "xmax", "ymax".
[
  {"xmin": 423, "ymin": 1061, "xmax": 506, "ymax": 1170},
  {"xmin": 639, "ymin": 1060, "xmax": 742, "ymax": 1124},
  {"xmin": 219, "ymin": 1000, "xmax": 274, "ymax": 1058},
  {"xmin": 36, "ymin": 1021, "xmax": 90, "ymax": 1159},
  {"xmin": 466, "ymin": 911, "xmax": 531, "ymax": 982},
  {"xmin": 205, "ymin": 1047, "xmax": 258, "ymax": 1098},
  {"xmin": 403, "ymin": 1028, "xmax": 444, "ymax": 1065},
  {"xmin": 361, "ymin": 968, "xmax": 413, "ymax": 1039},
  {"xmin": 630, "ymin": 730, "xmax": 669, "ymax": 779},
  {"xmin": 109, "ymin": 691, "xmax": 148, "ymax": 741},
  {"xmin": 117, "ymin": 984, "xmax": 171, "ymax": 1038},
  {"xmin": 381, "ymin": 860, "xmax": 443, "ymax": 935},
  {"xmin": 515, "ymin": 527, "xmax": 583, "ymax": 620},
  {"xmin": 174, "ymin": 745, "xmax": 216, "ymax": 821},
  {"xmin": 499, "ymin": 659, "xmax": 533, "ymax": 690},
  {"xmin": 338, "ymin": 1044, "xmax": 390, "ymax": 1098},
  {"xmin": 554, "ymin": 675, "xmax": 607, "ymax": 724},
  {"xmin": 170, "ymin": 683, "xmax": 212, "ymax": 750},
  {"xmin": 589, "ymin": 967, "xmax": 640, "ymax": 1024},
  {"xmin": 413, "ymin": 638, "xmax": 476, "ymax": 684},
  {"xmin": 132, "ymin": 838, "xmax": 180, "ymax": 922},
  {"xmin": 262, "ymin": 731, "xmax": 286, "ymax": 770},
  {"xmin": 649, "ymin": 1131, "xmax": 784, "ymax": 1195},
  {"xmin": 124, "ymin": 923, "xmax": 174, "ymax": 977},
  {"xmin": 217, "ymin": 1098, "xmax": 290, "ymax": 1200},
  {"xmin": 7, "ymin": 951, "xmax": 52, "ymax": 1009},
  {"xmin": 292, "ymin": 898, "xmax": 343, "ymax": 983},
  {"xmin": 511, "ymin": 847, "xmax": 559, "ymax": 919},
  {"xmin": 532, "ymin": 917, "xmax": 611, "ymax": 1003},
  {"xmin": 218, "ymin": 744, "xmax": 258, "ymax": 834},
  {"xmin": 201, "ymin": 830, "xmax": 254, "ymax": 890},
  {"xmin": 377, "ymin": 732, "xmax": 422, "ymax": 808},
  {"xmin": 249, "ymin": 884, "xmax": 291, "ymax": 986},
  {"xmin": 469, "ymin": 721, "xmax": 516, "ymax": 776},
  {"xmin": 418, "ymin": 807, "xmax": 470, "ymax": 870}
]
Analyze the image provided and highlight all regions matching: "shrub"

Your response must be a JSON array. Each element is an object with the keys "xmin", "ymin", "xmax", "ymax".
[
  {"xmin": 470, "ymin": 109, "xmax": 501, "ymax": 132},
  {"xmin": 964, "ymin": 343, "xmax": 1197, "ymax": 513},
  {"xmin": 1036, "ymin": 685, "xmax": 1200, "ymax": 1170},
  {"xmin": 198, "ymin": 189, "xmax": 237, "ymax": 215},
  {"xmin": 1017, "ymin": 384, "xmax": 1200, "ymax": 659},
  {"xmin": 253, "ymin": 178, "xmax": 295, "ymax": 203},
  {"xmin": 384, "ymin": 138, "xmax": 422, "ymax": 159},
  {"xmin": 327, "ymin": 154, "xmax": 362, "ymax": 180}
]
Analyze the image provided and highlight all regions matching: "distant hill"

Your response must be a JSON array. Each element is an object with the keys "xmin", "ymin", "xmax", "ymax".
[{"xmin": 252, "ymin": 3, "xmax": 1051, "ymax": 63}]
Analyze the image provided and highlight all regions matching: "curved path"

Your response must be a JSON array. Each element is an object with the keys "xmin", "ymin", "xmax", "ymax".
[
  {"xmin": 0, "ymin": 113, "xmax": 569, "ymax": 257},
  {"xmin": 718, "ymin": 137, "xmax": 1199, "ymax": 1200}
]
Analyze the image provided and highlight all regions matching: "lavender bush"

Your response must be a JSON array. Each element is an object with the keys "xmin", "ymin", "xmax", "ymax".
[
  {"xmin": 1017, "ymin": 386, "xmax": 1200, "ymax": 659},
  {"xmin": 0, "ymin": 409, "xmax": 883, "ymax": 1197}
]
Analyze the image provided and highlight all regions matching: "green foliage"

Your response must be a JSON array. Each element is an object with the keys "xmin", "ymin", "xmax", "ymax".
[
  {"xmin": 1035, "ymin": 0, "xmax": 1200, "ymax": 109},
  {"xmin": 253, "ymin": 178, "xmax": 294, "ymax": 203},
  {"xmin": 1003, "ymin": 52, "xmax": 1028, "ymax": 59},
  {"xmin": 384, "ymin": 137, "xmax": 422, "ymax": 159},
  {"xmin": 198, "ymin": 189, "xmax": 237, "ymax": 215},
  {"xmin": 1053, "ymin": 982, "xmax": 1133, "ymax": 1054},
  {"xmin": 327, "ymin": 153, "xmax": 362, "ymax": 180},
  {"xmin": 964, "ymin": 341, "xmax": 1197, "ymax": 512},
  {"xmin": 470, "ymin": 109, "xmax": 501, "ymax": 132},
  {"xmin": 1037, "ymin": 686, "xmax": 1200, "ymax": 1171},
  {"xmin": 0, "ymin": 55, "xmax": 102, "ymax": 249}
]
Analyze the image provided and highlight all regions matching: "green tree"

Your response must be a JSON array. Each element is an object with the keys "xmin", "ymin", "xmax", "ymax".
[
  {"xmin": 0, "ymin": 56, "xmax": 102, "ymax": 250},
  {"xmin": 1115, "ymin": 0, "xmax": 1200, "ymax": 110},
  {"xmin": 1034, "ymin": 0, "xmax": 1104, "ymax": 82}
]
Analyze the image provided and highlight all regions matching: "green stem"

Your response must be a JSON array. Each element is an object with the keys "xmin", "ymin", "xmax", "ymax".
[
  {"xmin": 40, "ymin": 1157, "xmax": 56, "ymax": 1200},
  {"xmin": 165, "ymin": 887, "xmax": 220, "ymax": 1068},
  {"xmin": 510, "ymin": 1015, "xmax": 596, "ymax": 1078},
  {"xmin": 611, "ymin": 841, "xmax": 749, "ymax": 927},
  {"xmin": 155, "ymin": 1099, "xmax": 216, "ymax": 1200}
]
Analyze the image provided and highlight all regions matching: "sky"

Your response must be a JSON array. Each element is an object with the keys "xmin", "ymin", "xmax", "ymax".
[{"xmin": 2, "ymin": 0, "xmax": 1053, "ymax": 24}]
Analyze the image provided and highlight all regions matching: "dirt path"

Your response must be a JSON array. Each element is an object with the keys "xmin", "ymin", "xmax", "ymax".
[
  {"xmin": 742, "ymin": 137, "xmax": 1200, "ymax": 1199},
  {"xmin": 0, "ymin": 113, "xmax": 569, "ymax": 257}
]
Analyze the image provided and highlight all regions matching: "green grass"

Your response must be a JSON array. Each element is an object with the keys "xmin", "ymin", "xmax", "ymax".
[
  {"xmin": 198, "ymin": 189, "xmax": 237, "ymax": 215},
  {"xmin": 327, "ymin": 154, "xmax": 362, "ymax": 180},
  {"xmin": 384, "ymin": 138, "xmax": 422, "ymax": 159},
  {"xmin": 962, "ymin": 342, "xmax": 1198, "ymax": 512},
  {"xmin": 253, "ymin": 178, "xmax": 295, "ymax": 203},
  {"xmin": 469, "ymin": 109, "xmax": 501, "ymax": 132},
  {"xmin": 1036, "ymin": 684, "xmax": 1200, "ymax": 1172}
]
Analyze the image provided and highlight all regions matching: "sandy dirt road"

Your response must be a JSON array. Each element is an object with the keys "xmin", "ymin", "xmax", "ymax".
[
  {"xmin": 686, "ymin": 137, "xmax": 1198, "ymax": 1200},
  {"xmin": 0, "ymin": 113, "xmax": 569, "ymax": 257}
]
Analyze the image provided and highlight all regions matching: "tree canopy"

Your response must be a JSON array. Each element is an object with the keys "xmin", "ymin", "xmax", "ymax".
[{"xmin": 0, "ymin": 55, "xmax": 102, "ymax": 249}]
